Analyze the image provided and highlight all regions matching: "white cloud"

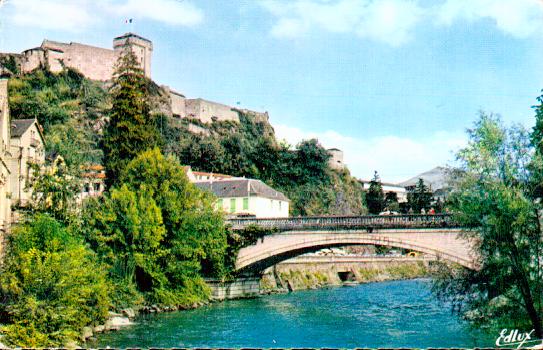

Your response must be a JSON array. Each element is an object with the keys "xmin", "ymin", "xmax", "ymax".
[
  {"xmin": 261, "ymin": 0, "xmax": 543, "ymax": 45},
  {"xmin": 274, "ymin": 124, "xmax": 466, "ymax": 183},
  {"xmin": 5, "ymin": 0, "xmax": 204, "ymax": 32},
  {"xmin": 8, "ymin": 0, "xmax": 96, "ymax": 32},
  {"xmin": 262, "ymin": 0, "xmax": 424, "ymax": 46},
  {"xmin": 436, "ymin": 0, "xmax": 543, "ymax": 38},
  {"xmin": 106, "ymin": 0, "xmax": 204, "ymax": 27}
]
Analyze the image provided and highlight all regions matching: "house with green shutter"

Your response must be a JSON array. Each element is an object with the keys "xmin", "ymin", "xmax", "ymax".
[{"xmin": 195, "ymin": 178, "xmax": 289, "ymax": 218}]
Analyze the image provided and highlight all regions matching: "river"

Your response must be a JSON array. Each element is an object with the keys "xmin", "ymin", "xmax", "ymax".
[{"xmin": 92, "ymin": 279, "xmax": 495, "ymax": 348}]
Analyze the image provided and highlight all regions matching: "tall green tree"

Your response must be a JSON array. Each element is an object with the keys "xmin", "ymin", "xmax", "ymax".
[
  {"xmin": 102, "ymin": 48, "xmax": 160, "ymax": 187},
  {"xmin": 407, "ymin": 178, "xmax": 433, "ymax": 213},
  {"xmin": 366, "ymin": 171, "xmax": 385, "ymax": 214},
  {"xmin": 433, "ymin": 113, "xmax": 543, "ymax": 337},
  {"xmin": 84, "ymin": 148, "xmax": 228, "ymax": 306},
  {"xmin": 83, "ymin": 185, "xmax": 167, "ymax": 297}
]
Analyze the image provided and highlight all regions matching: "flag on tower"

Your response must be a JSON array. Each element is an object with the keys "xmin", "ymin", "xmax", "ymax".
[{"xmin": 125, "ymin": 18, "xmax": 133, "ymax": 24}]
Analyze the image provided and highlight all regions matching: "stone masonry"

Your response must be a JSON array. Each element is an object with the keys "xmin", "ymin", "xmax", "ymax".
[{"xmin": 19, "ymin": 33, "xmax": 152, "ymax": 81}]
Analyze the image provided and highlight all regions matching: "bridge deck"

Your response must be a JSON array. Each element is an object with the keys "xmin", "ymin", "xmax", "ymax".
[{"xmin": 228, "ymin": 214, "xmax": 457, "ymax": 231}]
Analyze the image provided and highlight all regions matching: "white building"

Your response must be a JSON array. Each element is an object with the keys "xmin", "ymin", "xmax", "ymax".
[
  {"xmin": 9, "ymin": 118, "xmax": 45, "ymax": 207},
  {"xmin": 195, "ymin": 178, "xmax": 290, "ymax": 218},
  {"xmin": 359, "ymin": 180, "xmax": 408, "ymax": 203}
]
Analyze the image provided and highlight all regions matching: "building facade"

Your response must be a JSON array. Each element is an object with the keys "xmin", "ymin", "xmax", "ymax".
[
  {"xmin": 195, "ymin": 178, "xmax": 289, "ymax": 218},
  {"xmin": 77, "ymin": 164, "xmax": 106, "ymax": 203},
  {"xmin": 9, "ymin": 119, "xmax": 45, "ymax": 207},
  {"xmin": 0, "ymin": 79, "xmax": 12, "ymax": 249},
  {"xmin": 359, "ymin": 180, "xmax": 408, "ymax": 203}
]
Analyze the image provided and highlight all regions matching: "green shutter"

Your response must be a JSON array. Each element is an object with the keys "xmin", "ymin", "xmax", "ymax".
[
  {"xmin": 243, "ymin": 197, "xmax": 249, "ymax": 210},
  {"xmin": 217, "ymin": 198, "xmax": 223, "ymax": 209},
  {"xmin": 230, "ymin": 198, "xmax": 236, "ymax": 213}
]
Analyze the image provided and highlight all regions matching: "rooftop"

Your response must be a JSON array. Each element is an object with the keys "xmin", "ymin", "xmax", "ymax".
[
  {"xmin": 114, "ymin": 32, "xmax": 152, "ymax": 44},
  {"xmin": 195, "ymin": 179, "xmax": 289, "ymax": 202},
  {"xmin": 11, "ymin": 119, "xmax": 36, "ymax": 138}
]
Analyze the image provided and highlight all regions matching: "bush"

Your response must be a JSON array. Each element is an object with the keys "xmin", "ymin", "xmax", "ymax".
[
  {"xmin": 0, "ymin": 214, "xmax": 111, "ymax": 347},
  {"xmin": 83, "ymin": 149, "xmax": 228, "ymax": 306}
]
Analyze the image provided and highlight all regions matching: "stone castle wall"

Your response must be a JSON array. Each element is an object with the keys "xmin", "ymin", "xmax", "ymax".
[
  {"xmin": 328, "ymin": 148, "xmax": 344, "ymax": 170},
  {"xmin": 166, "ymin": 88, "xmax": 186, "ymax": 118},
  {"xmin": 19, "ymin": 34, "xmax": 152, "ymax": 81},
  {"xmin": 185, "ymin": 98, "xmax": 239, "ymax": 123}
]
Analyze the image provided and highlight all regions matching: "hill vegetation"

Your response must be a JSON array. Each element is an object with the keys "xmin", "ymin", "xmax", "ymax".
[{"xmin": 7, "ymin": 66, "xmax": 366, "ymax": 216}]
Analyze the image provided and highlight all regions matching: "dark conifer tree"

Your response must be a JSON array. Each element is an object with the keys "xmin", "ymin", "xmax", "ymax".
[
  {"xmin": 366, "ymin": 171, "xmax": 385, "ymax": 214},
  {"xmin": 102, "ymin": 47, "xmax": 160, "ymax": 187}
]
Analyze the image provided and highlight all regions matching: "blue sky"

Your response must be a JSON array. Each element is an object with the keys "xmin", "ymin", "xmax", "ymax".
[{"xmin": 1, "ymin": 0, "xmax": 542, "ymax": 182}]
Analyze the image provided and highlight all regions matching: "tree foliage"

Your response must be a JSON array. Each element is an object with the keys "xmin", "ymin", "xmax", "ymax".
[
  {"xmin": 366, "ymin": 171, "xmax": 385, "ymax": 214},
  {"xmin": 433, "ymin": 113, "xmax": 543, "ymax": 337},
  {"xmin": 27, "ymin": 157, "xmax": 81, "ymax": 224},
  {"xmin": 163, "ymin": 115, "xmax": 366, "ymax": 216},
  {"xmin": 0, "ymin": 215, "xmax": 111, "ymax": 347},
  {"xmin": 83, "ymin": 149, "xmax": 228, "ymax": 306},
  {"xmin": 102, "ymin": 48, "xmax": 161, "ymax": 187},
  {"xmin": 407, "ymin": 179, "xmax": 433, "ymax": 213},
  {"xmin": 8, "ymin": 67, "xmax": 107, "ymax": 171}
]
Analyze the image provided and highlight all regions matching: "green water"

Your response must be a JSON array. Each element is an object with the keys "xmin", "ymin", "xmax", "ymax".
[{"xmin": 93, "ymin": 279, "xmax": 495, "ymax": 348}]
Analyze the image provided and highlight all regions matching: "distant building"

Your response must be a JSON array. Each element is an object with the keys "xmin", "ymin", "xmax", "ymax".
[
  {"xmin": 359, "ymin": 180, "xmax": 407, "ymax": 203},
  {"xmin": 327, "ymin": 148, "xmax": 345, "ymax": 170},
  {"xmin": 9, "ymin": 118, "xmax": 45, "ymax": 207},
  {"xmin": 195, "ymin": 178, "xmax": 290, "ymax": 218},
  {"xmin": 77, "ymin": 164, "xmax": 106, "ymax": 203},
  {"xmin": 399, "ymin": 166, "xmax": 451, "ymax": 200}
]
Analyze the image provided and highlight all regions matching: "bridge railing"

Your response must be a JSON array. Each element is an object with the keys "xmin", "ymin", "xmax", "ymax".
[{"xmin": 227, "ymin": 214, "xmax": 457, "ymax": 231}]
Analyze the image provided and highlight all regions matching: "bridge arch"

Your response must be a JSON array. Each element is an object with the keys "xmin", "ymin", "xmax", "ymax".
[{"xmin": 235, "ymin": 228, "xmax": 476, "ymax": 273}]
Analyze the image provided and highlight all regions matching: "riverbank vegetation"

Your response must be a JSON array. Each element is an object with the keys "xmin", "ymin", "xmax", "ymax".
[{"xmin": 432, "ymin": 109, "xmax": 543, "ymax": 337}]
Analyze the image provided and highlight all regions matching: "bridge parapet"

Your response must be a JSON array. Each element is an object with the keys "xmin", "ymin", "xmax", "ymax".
[{"xmin": 228, "ymin": 214, "xmax": 457, "ymax": 231}]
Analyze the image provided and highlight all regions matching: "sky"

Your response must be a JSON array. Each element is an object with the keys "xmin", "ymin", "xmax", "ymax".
[{"xmin": 1, "ymin": 0, "xmax": 542, "ymax": 182}]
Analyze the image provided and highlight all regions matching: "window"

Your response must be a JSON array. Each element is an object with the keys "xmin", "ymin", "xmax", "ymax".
[
  {"xmin": 217, "ymin": 198, "xmax": 223, "ymax": 208},
  {"xmin": 279, "ymin": 201, "xmax": 282, "ymax": 210},
  {"xmin": 84, "ymin": 184, "xmax": 90, "ymax": 193},
  {"xmin": 243, "ymin": 197, "xmax": 249, "ymax": 210},
  {"xmin": 230, "ymin": 198, "xmax": 236, "ymax": 213},
  {"xmin": 93, "ymin": 183, "xmax": 100, "ymax": 192}
]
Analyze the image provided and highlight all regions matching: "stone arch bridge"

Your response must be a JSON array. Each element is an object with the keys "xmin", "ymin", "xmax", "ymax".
[{"xmin": 227, "ymin": 214, "xmax": 477, "ymax": 273}]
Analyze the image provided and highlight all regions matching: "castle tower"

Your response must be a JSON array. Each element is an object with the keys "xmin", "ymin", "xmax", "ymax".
[
  {"xmin": 113, "ymin": 33, "xmax": 153, "ymax": 78},
  {"xmin": 327, "ymin": 148, "xmax": 345, "ymax": 170}
]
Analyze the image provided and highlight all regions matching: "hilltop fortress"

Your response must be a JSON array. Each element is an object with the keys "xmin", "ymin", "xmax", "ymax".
[
  {"xmin": 18, "ymin": 33, "xmax": 153, "ymax": 81},
  {"xmin": 2, "ymin": 33, "xmax": 271, "ymax": 125},
  {"xmin": 1, "ymin": 33, "xmax": 344, "ymax": 168}
]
